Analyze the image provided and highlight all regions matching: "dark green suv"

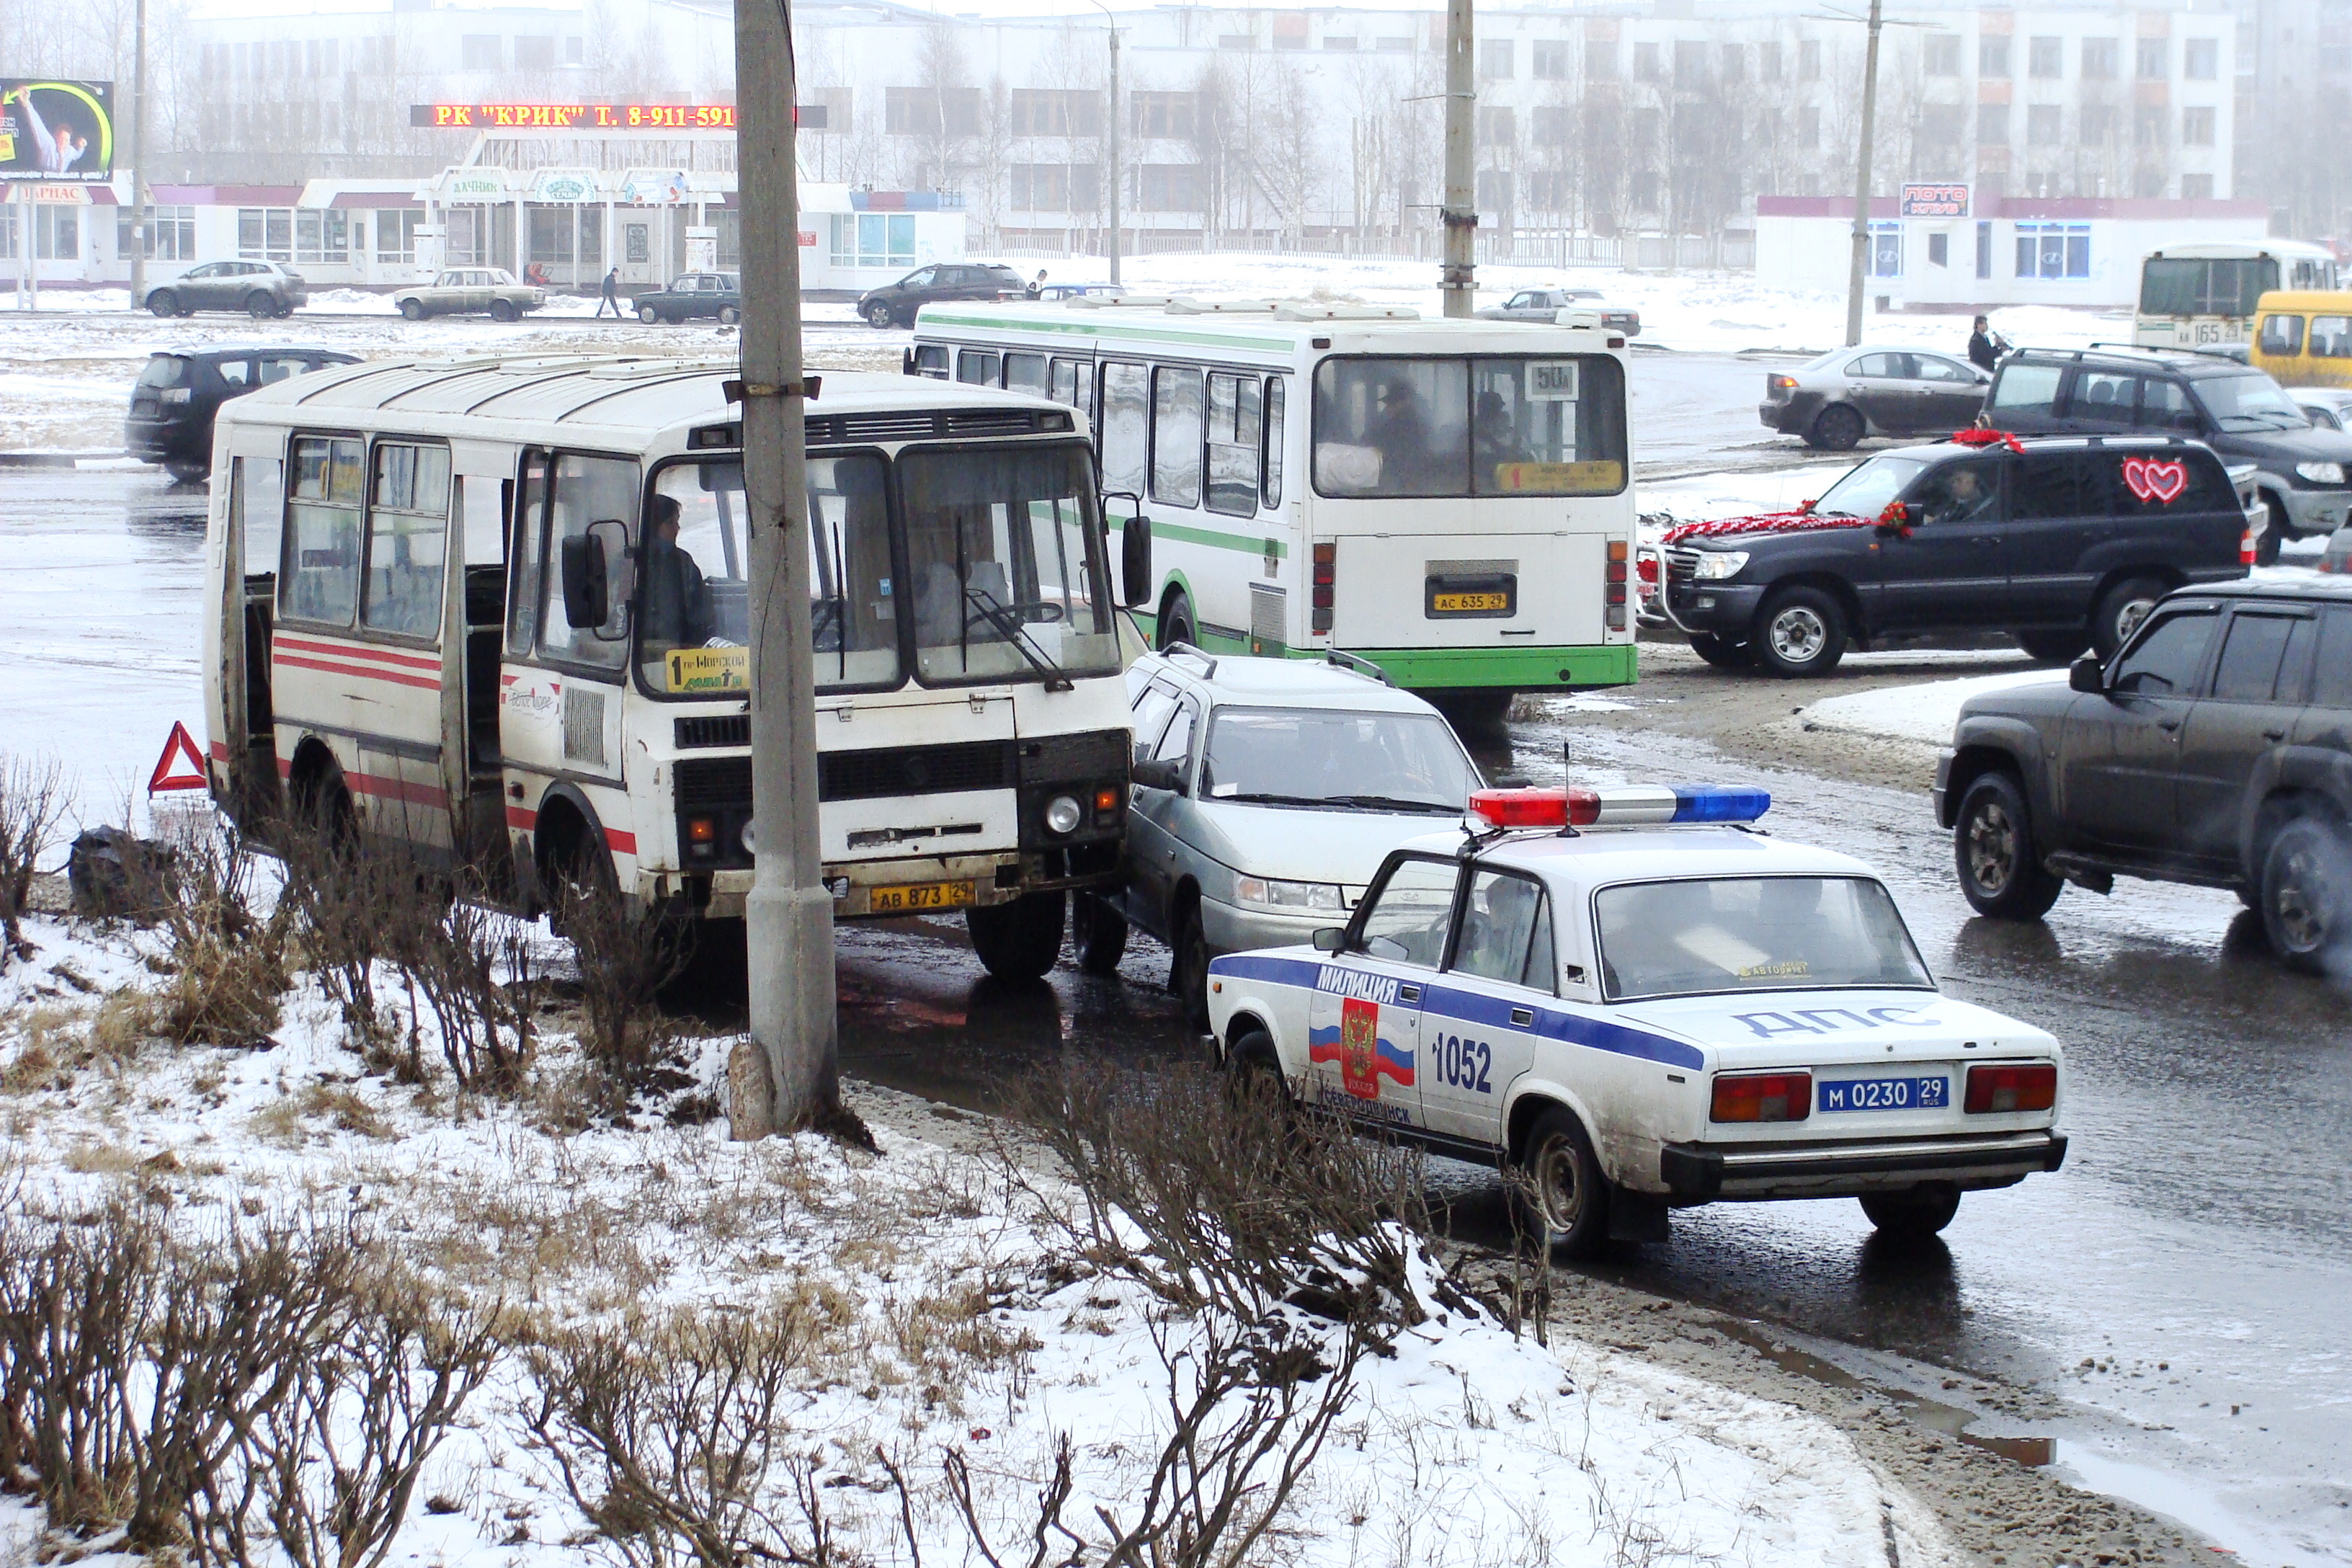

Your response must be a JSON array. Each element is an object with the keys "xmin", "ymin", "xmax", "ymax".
[{"xmin": 1938, "ymin": 579, "xmax": 2352, "ymax": 971}]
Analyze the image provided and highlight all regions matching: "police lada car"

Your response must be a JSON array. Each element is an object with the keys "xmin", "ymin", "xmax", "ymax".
[{"xmin": 1204, "ymin": 784, "xmax": 2067, "ymax": 1253}]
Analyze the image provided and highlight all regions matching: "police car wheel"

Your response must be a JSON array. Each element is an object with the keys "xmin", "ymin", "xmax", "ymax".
[
  {"xmin": 1226, "ymin": 1030, "xmax": 1290, "ymax": 1111},
  {"xmin": 967, "ymin": 891, "xmax": 1066, "ymax": 981},
  {"xmin": 2260, "ymin": 816, "xmax": 2351, "ymax": 974},
  {"xmin": 1515, "ymin": 1107, "xmax": 1608, "ymax": 1257},
  {"xmin": 1858, "ymin": 1185, "xmax": 1961, "ymax": 1240},
  {"xmin": 1953, "ymin": 772, "xmax": 2063, "ymax": 920},
  {"xmin": 1071, "ymin": 891, "xmax": 1128, "ymax": 976},
  {"xmin": 1752, "ymin": 587, "xmax": 1846, "ymax": 678}
]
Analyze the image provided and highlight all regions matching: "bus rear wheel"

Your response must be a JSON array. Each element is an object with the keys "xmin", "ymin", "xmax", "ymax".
[
  {"xmin": 967, "ymin": 891, "xmax": 1065, "ymax": 981},
  {"xmin": 1433, "ymin": 690, "xmax": 1514, "ymax": 731},
  {"xmin": 1157, "ymin": 591, "xmax": 1198, "ymax": 651}
]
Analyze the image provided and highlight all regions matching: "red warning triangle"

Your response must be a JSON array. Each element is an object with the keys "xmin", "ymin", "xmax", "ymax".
[{"xmin": 148, "ymin": 721, "xmax": 210, "ymax": 793}]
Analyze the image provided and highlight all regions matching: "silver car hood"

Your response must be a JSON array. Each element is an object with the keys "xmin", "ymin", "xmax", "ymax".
[{"xmin": 1185, "ymin": 798, "xmax": 1462, "ymax": 887}]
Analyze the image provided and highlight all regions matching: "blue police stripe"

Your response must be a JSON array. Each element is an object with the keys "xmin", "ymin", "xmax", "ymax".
[{"xmin": 1208, "ymin": 954, "xmax": 1706, "ymax": 1071}]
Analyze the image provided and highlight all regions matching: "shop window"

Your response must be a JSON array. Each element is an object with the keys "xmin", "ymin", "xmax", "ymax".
[
  {"xmin": 2015, "ymin": 222, "xmax": 2090, "ymax": 280},
  {"xmin": 239, "ymin": 208, "xmax": 293, "ymax": 262},
  {"xmin": 828, "ymin": 213, "xmax": 915, "ymax": 268},
  {"xmin": 295, "ymin": 208, "xmax": 347, "ymax": 264}
]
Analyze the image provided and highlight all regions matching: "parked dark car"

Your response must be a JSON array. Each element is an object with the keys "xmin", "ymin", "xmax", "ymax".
[
  {"xmin": 125, "ymin": 347, "xmax": 360, "ymax": 481},
  {"xmin": 143, "ymin": 261, "xmax": 309, "ymax": 319},
  {"xmin": 634, "ymin": 272, "xmax": 741, "ymax": 324},
  {"xmin": 1758, "ymin": 345, "xmax": 1991, "ymax": 450},
  {"xmin": 1985, "ymin": 344, "xmax": 2352, "ymax": 563},
  {"xmin": 1474, "ymin": 286, "xmax": 1641, "ymax": 337},
  {"xmin": 857, "ymin": 262, "xmax": 1023, "ymax": 328},
  {"xmin": 1938, "ymin": 578, "xmax": 2352, "ymax": 971},
  {"xmin": 1652, "ymin": 434, "xmax": 2257, "ymax": 677}
]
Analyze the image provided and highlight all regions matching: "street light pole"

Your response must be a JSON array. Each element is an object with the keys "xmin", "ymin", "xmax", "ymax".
[
  {"xmin": 734, "ymin": 0, "xmax": 836, "ymax": 1131},
  {"xmin": 1092, "ymin": 0, "xmax": 1121, "ymax": 285},
  {"xmin": 1843, "ymin": 0, "xmax": 1885, "ymax": 347},
  {"xmin": 1440, "ymin": 0, "xmax": 1475, "ymax": 316},
  {"xmin": 129, "ymin": 0, "xmax": 149, "ymax": 310}
]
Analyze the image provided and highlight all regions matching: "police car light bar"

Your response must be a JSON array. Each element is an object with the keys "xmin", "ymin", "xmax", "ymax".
[{"xmin": 1466, "ymin": 784, "xmax": 1771, "ymax": 830}]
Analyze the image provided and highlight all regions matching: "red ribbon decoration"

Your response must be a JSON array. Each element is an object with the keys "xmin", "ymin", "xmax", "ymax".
[
  {"xmin": 1949, "ymin": 427, "xmax": 2025, "ymax": 453},
  {"xmin": 1660, "ymin": 506, "xmax": 1882, "ymax": 545}
]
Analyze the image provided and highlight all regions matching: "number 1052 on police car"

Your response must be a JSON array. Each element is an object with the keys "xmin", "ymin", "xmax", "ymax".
[{"xmin": 1817, "ymin": 1075, "xmax": 1947, "ymax": 1113}]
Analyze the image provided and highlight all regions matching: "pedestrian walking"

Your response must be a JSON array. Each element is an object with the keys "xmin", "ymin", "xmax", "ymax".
[
  {"xmin": 1026, "ymin": 268, "xmax": 1047, "ymax": 299},
  {"xmin": 1967, "ymin": 314, "xmax": 2008, "ymax": 373},
  {"xmin": 597, "ymin": 267, "xmax": 623, "ymax": 318}
]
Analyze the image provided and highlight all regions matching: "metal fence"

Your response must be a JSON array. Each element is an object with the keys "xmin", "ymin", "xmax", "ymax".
[{"xmin": 987, "ymin": 228, "xmax": 1752, "ymax": 272}]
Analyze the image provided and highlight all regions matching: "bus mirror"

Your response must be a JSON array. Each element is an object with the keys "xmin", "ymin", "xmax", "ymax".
[{"xmin": 1121, "ymin": 514, "xmax": 1152, "ymax": 608}]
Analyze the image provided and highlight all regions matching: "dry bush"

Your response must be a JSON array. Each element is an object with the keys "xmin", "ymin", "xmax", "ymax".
[
  {"xmin": 1003, "ymin": 1060, "xmax": 1436, "ymax": 1336},
  {"xmin": 560, "ymin": 886, "xmax": 693, "ymax": 1116},
  {"xmin": 151, "ymin": 821, "xmax": 293, "ymax": 1048},
  {"xmin": 0, "ymin": 754, "xmax": 67, "ymax": 966},
  {"xmin": 522, "ymin": 1301, "xmax": 840, "ymax": 1568},
  {"xmin": 237, "ymin": 1273, "xmax": 504, "ymax": 1568}
]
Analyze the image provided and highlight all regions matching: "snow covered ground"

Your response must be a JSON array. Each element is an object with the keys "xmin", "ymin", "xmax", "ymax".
[
  {"xmin": 1803, "ymin": 668, "xmax": 2066, "ymax": 746},
  {"xmin": 0, "ymin": 897, "xmax": 1955, "ymax": 1568}
]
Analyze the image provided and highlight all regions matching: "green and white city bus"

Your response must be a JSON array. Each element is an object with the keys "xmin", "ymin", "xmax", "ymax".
[{"xmin": 912, "ymin": 298, "xmax": 1637, "ymax": 723}]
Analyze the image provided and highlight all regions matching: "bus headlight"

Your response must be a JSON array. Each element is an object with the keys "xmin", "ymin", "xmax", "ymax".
[
  {"xmin": 1693, "ymin": 550, "xmax": 1750, "ymax": 580},
  {"xmin": 1043, "ymin": 793, "xmax": 1083, "ymax": 835},
  {"xmin": 1234, "ymin": 876, "xmax": 1345, "ymax": 913}
]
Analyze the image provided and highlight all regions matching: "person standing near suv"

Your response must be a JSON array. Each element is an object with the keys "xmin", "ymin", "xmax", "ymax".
[
  {"xmin": 1968, "ymin": 316, "xmax": 2008, "ymax": 374},
  {"xmin": 1983, "ymin": 346, "xmax": 2352, "ymax": 564}
]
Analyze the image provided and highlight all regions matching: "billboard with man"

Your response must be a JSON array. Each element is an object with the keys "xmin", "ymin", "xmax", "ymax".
[{"xmin": 1, "ymin": 81, "xmax": 114, "ymax": 180}]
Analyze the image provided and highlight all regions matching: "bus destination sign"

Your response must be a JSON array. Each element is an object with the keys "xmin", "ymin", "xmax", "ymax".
[{"xmin": 411, "ymin": 102, "xmax": 828, "ymax": 130}]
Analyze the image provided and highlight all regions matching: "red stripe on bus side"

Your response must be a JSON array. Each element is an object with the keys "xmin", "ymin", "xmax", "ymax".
[
  {"xmin": 273, "ymin": 633, "xmax": 444, "ymax": 674},
  {"xmin": 347, "ymin": 770, "xmax": 448, "ymax": 808},
  {"xmin": 507, "ymin": 804, "xmax": 535, "ymax": 831},
  {"xmin": 502, "ymin": 804, "xmax": 632, "ymax": 857},
  {"xmin": 273, "ymin": 652, "xmax": 442, "ymax": 691}
]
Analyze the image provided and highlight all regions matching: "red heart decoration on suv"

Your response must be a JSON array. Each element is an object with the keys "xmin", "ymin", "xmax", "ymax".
[{"xmin": 2123, "ymin": 456, "xmax": 2188, "ymax": 504}]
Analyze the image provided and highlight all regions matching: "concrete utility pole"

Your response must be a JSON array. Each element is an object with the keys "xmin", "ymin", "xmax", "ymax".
[
  {"xmin": 129, "ymin": 0, "xmax": 149, "ymax": 310},
  {"xmin": 1843, "ymin": 0, "xmax": 1885, "ymax": 347},
  {"xmin": 1440, "ymin": 0, "xmax": 1475, "ymax": 316},
  {"xmin": 735, "ymin": 0, "xmax": 837, "ymax": 1128},
  {"xmin": 1092, "ymin": 0, "xmax": 1121, "ymax": 285}
]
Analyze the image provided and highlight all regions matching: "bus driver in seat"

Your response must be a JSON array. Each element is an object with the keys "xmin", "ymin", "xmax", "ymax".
[{"xmin": 638, "ymin": 494, "xmax": 713, "ymax": 651}]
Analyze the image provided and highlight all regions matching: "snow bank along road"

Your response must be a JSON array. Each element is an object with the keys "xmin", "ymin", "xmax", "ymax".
[{"xmin": 9, "ymin": 466, "xmax": 2346, "ymax": 1566}]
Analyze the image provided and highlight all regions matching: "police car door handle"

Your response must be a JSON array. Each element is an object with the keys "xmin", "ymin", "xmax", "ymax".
[
  {"xmin": 1510, "ymin": 1006, "xmax": 1534, "ymax": 1027},
  {"xmin": 2157, "ymin": 717, "xmax": 2181, "ymax": 733},
  {"xmin": 1397, "ymin": 983, "xmax": 1421, "ymax": 1003},
  {"xmin": 2263, "ymin": 726, "xmax": 2287, "ymax": 741}
]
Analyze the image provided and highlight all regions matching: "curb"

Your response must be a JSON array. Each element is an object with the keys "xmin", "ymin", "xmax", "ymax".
[{"xmin": 0, "ymin": 452, "xmax": 138, "ymax": 469}]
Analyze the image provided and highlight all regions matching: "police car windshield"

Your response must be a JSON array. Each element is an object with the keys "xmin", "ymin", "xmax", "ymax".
[
  {"xmin": 1810, "ymin": 456, "xmax": 1927, "ymax": 519},
  {"xmin": 1199, "ymin": 707, "xmax": 1473, "ymax": 813},
  {"xmin": 1593, "ymin": 876, "xmax": 1933, "ymax": 1002}
]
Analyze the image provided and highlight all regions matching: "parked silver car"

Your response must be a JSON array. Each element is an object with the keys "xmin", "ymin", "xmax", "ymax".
[
  {"xmin": 2288, "ymin": 385, "xmax": 2352, "ymax": 432},
  {"xmin": 143, "ymin": 260, "xmax": 308, "ymax": 319},
  {"xmin": 1475, "ymin": 286, "xmax": 1640, "ymax": 337},
  {"xmin": 1758, "ymin": 344, "xmax": 1991, "ymax": 450},
  {"xmin": 391, "ymin": 267, "xmax": 548, "ymax": 322},
  {"xmin": 1073, "ymin": 647, "xmax": 1487, "ymax": 1026}
]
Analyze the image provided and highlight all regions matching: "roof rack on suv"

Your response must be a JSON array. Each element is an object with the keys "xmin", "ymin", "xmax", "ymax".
[
  {"xmin": 1159, "ymin": 641, "xmax": 1218, "ymax": 679},
  {"xmin": 1323, "ymin": 649, "xmax": 1396, "ymax": 686}
]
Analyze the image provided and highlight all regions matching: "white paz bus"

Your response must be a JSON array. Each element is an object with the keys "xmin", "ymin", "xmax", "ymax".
[
  {"xmin": 200, "ymin": 355, "xmax": 1141, "ymax": 979},
  {"xmin": 910, "ymin": 298, "xmax": 1639, "ymax": 723},
  {"xmin": 2136, "ymin": 241, "xmax": 2340, "ymax": 350}
]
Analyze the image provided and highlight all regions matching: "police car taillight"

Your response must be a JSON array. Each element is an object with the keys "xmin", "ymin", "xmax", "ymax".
[
  {"xmin": 1964, "ymin": 1063, "xmax": 2057, "ymax": 1114},
  {"xmin": 1465, "ymin": 784, "xmax": 1771, "ymax": 830},
  {"xmin": 1711, "ymin": 1072, "xmax": 1812, "ymax": 1123}
]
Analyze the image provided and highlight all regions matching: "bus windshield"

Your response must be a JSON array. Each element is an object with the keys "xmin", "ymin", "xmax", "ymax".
[
  {"xmin": 1594, "ymin": 876, "xmax": 1934, "ymax": 1002},
  {"xmin": 2141, "ymin": 256, "xmax": 2279, "ymax": 318},
  {"xmin": 643, "ymin": 444, "xmax": 1115, "ymax": 695},
  {"xmin": 1311, "ymin": 354, "xmax": 1628, "ymax": 499}
]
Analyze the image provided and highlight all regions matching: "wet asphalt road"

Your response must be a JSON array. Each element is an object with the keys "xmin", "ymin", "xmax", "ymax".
[{"xmin": 7, "ymin": 450, "xmax": 2348, "ymax": 1565}]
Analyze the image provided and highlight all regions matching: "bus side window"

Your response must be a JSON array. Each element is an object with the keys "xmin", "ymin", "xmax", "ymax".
[
  {"xmin": 2260, "ymin": 313, "xmax": 2304, "ymax": 357},
  {"xmin": 1100, "ymin": 361, "xmax": 1149, "ymax": 496},
  {"xmin": 508, "ymin": 450, "xmax": 551, "ymax": 657},
  {"xmin": 459, "ymin": 473, "xmax": 509, "ymax": 628},
  {"xmin": 1152, "ymin": 366, "xmax": 1205, "ymax": 510},
  {"xmin": 360, "ymin": 442, "xmax": 452, "ymax": 641},
  {"xmin": 236, "ymin": 454, "xmax": 285, "ymax": 587},
  {"xmin": 1262, "ymin": 376, "xmax": 1285, "ymax": 509},
  {"xmin": 1206, "ymin": 372, "xmax": 1262, "ymax": 517},
  {"xmin": 912, "ymin": 344, "xmax": 948, "ymax": 380},
  {"xmin": 1049, "ymin": 357, "xmax": 1089, "ymax": 416},
  {"xmin": 957, "ymin": 349, "xmax": 1001, "ymax": 386},
  {"xmin": 280, "ymin": 435, "xmax": 365, "ymax": 626},
  {"xmin": 1004, "ymin": 352, "xmax": 1048, "ymax": 397}
]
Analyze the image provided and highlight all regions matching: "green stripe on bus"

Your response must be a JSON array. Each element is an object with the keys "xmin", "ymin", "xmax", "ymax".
[
  {"xmin": 1106, "ymin": 514, "xmax": 1287, "ymax": 559},
  {"xmin": 1335, "ymin": 643, "xmax": 1639, "ymax": 690},
  {"xmin": 922, "ymin": 311, "xmax": 1296, "ymax": 353}
]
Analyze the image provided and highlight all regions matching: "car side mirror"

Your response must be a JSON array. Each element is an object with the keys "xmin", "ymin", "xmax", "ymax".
[
  {"xmin": 1130, "ymin": 757, "xmax": 1183, "ymax": 793},
  {"xmin": 1311, "ymin": 926, "xmax": 1348, "ymax": 953},
  {"xmin": 2069, "ymin": 656, "xmax": 2106, "ymax": 695},
  {"xmin": 1874, "ymin": 501, "xmax": 1910, "ymax": 537}
]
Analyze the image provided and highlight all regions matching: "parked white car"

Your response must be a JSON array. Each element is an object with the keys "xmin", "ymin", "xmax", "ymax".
[{"xmin": 1074, "ymin": 648, "xmax": 1488, "ymax": 1026}]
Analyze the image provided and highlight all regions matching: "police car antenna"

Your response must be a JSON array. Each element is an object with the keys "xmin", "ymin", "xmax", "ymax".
[{"xmin": 1557, "ymin": 740, "xmax": 1580, "ymax": 837}]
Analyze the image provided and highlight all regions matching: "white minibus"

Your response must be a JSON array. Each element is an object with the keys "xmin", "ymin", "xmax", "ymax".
[
  {"xmin": 2137, "ymin": 241, "xmax": 2340, "ymax": 350},
  {"xmin": 911, "ymin": 298, "xmax": 1638, "ymax": 725},
  {"xmin": 200, "ymin": 355, "xmax": 1138, "ymax": 978}
]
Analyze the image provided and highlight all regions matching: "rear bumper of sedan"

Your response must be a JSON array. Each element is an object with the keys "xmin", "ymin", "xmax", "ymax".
[{"xmin": 1659, "ymin": 1128, "xmax": 2067, "ymax": 1200}]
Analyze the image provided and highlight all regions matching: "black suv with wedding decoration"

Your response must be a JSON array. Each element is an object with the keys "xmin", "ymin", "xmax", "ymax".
[{"xmin": 1639, "ymin": 431, "xmax": 2261, "ymax": 677}]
